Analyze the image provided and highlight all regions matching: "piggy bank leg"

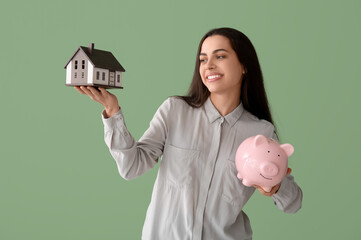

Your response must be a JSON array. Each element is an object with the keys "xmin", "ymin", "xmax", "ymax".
[{"xmin": 241, "ymin": 179, "xmax": 252, "ymax": 187}]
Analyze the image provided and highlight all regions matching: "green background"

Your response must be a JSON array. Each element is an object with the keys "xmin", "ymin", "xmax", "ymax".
[{"xmin": 1, "ymin": 0, "xmax": 360, "ymax": 239}]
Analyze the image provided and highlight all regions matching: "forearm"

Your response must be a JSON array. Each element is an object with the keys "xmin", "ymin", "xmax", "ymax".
[{"xmin": 102, "ymin": 99, "xmax": 170, "ymax": 180}]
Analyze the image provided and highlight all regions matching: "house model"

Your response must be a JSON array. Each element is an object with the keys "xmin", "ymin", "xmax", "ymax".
[{"xmin": 64, "ymin": 43, "xmax": 125, "ymax": 89}]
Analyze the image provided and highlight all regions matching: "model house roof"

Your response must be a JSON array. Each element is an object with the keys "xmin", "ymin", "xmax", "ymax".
[{"xmin": 64, "ymin": 44, "xmax": 125, "ymax": 72}]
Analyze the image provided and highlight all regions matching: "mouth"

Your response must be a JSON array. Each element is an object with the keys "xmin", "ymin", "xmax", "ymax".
[
  {"xmin": 260, "ymin": 173, "xmax": 272, "ymax": 180},
  {"xmin": 206, "ymin": 74, "xmax": 223, "ymax": 82}
]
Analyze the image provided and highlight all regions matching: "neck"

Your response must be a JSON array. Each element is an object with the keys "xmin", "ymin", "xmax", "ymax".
[{"xmin": 210, "ymin": 93, "xmax": 240, "ymax": 116}]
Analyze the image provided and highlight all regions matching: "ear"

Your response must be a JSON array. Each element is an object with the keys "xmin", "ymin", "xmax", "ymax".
[
  {"xmin": 280, "ymin": 143, "xmax": 294, "ymax": 157},
  {"xmin": 241, "ymin": 63, "xmax": 247, "ymax": 74},
  {"xmin": 254, "ymin": 135, "xmax": 268, "ymax": 147}
]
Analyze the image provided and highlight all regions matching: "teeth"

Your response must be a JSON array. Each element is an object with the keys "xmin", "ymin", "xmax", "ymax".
[{"xmin": 207, "ymin": 75, "xmax": 221, "ymax": 79}]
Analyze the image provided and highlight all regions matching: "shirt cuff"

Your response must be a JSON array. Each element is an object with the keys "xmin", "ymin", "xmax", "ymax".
[
  {"xmin": 272, "ymin": 175, "xmax": 294, "ymax": 201},
  {"xmin": 101, "ymin": 108, "xmax": 123, "ymax": 130}
]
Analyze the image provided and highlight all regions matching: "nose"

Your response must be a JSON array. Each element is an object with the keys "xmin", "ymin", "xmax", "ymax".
[
  {"xmin": 207, "ymin": 64, "xmax": 215, "ymax": 70},
  {"xmin": 260, "ymin": 162, "xmax": 279, "ymax": 177},
  {"xmin": 205, "ymin": 58, "xmax": 215, "ymax": 70}
]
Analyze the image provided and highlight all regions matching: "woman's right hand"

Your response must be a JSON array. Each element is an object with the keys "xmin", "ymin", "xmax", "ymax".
[{"xmin": 75, "ymin": 86, "xmax": 120, "ymax": 118}]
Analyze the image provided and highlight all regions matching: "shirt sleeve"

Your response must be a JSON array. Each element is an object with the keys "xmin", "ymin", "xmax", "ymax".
[
  {"xmin": 270, "ymin": 131, "xmax": 303, "ymax": 213},
  {"xmin": 272, "ymin": 175, "xmax": 303, "ymax": 213},
  {"xmin": 101, "ymin": 98, "xmax": 171, "ymax": 180}
]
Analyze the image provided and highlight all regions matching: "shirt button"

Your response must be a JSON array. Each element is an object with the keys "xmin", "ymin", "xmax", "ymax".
[{"xmin": 220, "ymin": 117, "xmax": 224, "ymax": 123}]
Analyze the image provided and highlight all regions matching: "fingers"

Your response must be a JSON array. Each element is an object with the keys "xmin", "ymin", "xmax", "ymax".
[
  {"xmin": 98, "ymin": 87, "xmax": 108, "ymax": 95},
  {"xmin": 74, "ymin": 86, "xmax": 87, "ymax": 95},
  {"xmin": 74, "ymin": 86, "xmax": 118, "ymax": 110},
  {"xmin": 78, "ymin": 86, "xmax": 104, "ymax": 104},
  {"xmin": 254, "ymin": 185, "xmax": 268, "ymax": 195},
  {"xmin": 79, "ymin": 86, "xmax": 94, "ymax": 97},
  {"xmin": 254, "ymin": 184, "xmax": 280, "ymax": 197},
  {"xmin": 99, "ymin": 87, "xmax": 116, "ymax": 100},
  {"xmin": 87, "ymin": 86, "xmax": 102, "ymax": 97}
]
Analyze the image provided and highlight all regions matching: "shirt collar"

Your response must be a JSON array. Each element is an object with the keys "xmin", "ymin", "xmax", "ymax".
[{"xmin": 204, "ymin": 97, "xmax": 244, "ymax": 127}]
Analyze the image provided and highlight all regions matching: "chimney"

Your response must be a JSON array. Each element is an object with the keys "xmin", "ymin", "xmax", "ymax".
[{"xmin": 89, "ymin": 43, "xmax": 94, "ymax": 54}]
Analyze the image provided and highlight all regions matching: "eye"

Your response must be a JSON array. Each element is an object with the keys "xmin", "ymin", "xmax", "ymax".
[
  {"xmin": 267, "ymin": 151, "xmax": 270, "ymax": 153},
  {"xmin": 278, "ymin": 154, "xmax": 280, "ymax": 157},
  {"xmin": 217, "ymin": 55, "xmax": 225, "ymax": 59},
  {"xmin": 199, "ymin": 58, "xmax": 207, "ymax": 63}
]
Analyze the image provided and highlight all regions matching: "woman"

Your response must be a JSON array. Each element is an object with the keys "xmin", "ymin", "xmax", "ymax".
[{"xmin": 75, "ymin": 27, "xmax": 302, "ymax": 240}]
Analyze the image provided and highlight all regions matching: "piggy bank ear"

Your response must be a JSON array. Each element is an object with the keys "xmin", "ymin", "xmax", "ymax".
[
  {"xmin": 280, "ymin": 143, "xmax": 294, "ymax": 157},
  {"xmin": 254, "ymin": 135, "xmax": 268, "ymax": 147}
]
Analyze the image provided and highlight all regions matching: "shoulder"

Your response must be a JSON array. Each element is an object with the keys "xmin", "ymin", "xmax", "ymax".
[
  {"xmin": 154, "ymin": 97, "xmax": 193, "ymax": 119},
  {"xmin": 156, "ymin": 96, "xmax": 202, "ymax": 126},
  {"xmin": 239, "ymin": 109, "xmax": 276, "ymax": 138},
  {"xmin": 159, "ymin": 96, "xmax": 194, "ymax": 111}
]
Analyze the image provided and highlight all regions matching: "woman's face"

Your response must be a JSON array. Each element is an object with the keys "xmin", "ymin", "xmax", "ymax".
[{"xmin": 199, "ymin": 35, "xmax": 246, "ymax": 98}]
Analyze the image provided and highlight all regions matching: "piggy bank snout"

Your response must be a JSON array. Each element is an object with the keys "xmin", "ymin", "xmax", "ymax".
[{"xmin": 260, "ymin": 162, "xmax": 279, "ymax": 177}]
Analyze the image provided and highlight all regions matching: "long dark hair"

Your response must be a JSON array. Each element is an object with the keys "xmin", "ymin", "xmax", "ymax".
[{"xmin": 179, "ymin": 27, "xmax": 274, "ymax": 125}]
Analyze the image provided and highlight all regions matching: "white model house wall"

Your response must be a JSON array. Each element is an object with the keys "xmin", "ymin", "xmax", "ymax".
[
  {"xmin": 93, "ymin": 68, "xmax": 109, "ymax": 86},
  {"xmin": 66, "ymin": 61, "xmax": 72, "ymax": 84},
  {"xmin": 87, "ymin": 61, "xmax": 94, "ymax": 84},
  {"xmin": 69, "ymin": 50, "xmax": 89, "ymax": 85}
]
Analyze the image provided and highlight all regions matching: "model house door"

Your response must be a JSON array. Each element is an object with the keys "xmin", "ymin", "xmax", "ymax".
[{"xmin": 109, "ymin": 72, "xmax": 115, "ymax": 86}]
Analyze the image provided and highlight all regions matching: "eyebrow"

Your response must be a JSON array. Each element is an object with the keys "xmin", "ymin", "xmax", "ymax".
[{"xmin": 199, "ymin": 48, "xmax": 228, "ymax": 56}]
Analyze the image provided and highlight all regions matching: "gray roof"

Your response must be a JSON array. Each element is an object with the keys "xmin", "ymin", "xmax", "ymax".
[{"xmin": 64, "ymin": 46, "xmax": 125, "ymax": 72}]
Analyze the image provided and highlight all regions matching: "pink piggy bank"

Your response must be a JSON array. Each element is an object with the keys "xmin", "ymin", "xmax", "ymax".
[{"xmin": 235, "ymin": 135, "xmax": 294, "ymax": 192}]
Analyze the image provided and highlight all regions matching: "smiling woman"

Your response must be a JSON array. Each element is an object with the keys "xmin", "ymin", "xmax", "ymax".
[
  {"xmin": 181, "ymin": 28, "xmax": 274, "ymax": 124},
  {"xmin": 75, "ymin": 27, "xmax": 302, "ymax": 240},
  {"xmin": 198, "ymin": 35, "xmax": 246, "ymax": 115}
]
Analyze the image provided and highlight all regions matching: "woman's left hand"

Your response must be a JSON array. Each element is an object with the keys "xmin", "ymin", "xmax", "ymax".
[{"xmin": 254, "ymin": 168, "xmax": 292, "ymax": 197}]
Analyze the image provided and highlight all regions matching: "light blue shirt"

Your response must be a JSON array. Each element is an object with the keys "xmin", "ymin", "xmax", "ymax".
[{"xmin": 102, "ymin": 97, "xmax": 302, "ymax": 240}]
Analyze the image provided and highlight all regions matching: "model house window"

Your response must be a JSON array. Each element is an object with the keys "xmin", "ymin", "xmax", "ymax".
[
  {"xmin": 96, "ymin": 71, "xmax": 100, "ymax": 80},
  {"xmin": 102, "ymin": 72, "xmax": 105, "ymax": 81},
  {"xmin": 82, "ymin": 72, "xmax": 84, "ymax": 78},
  {"xmin": 117, "ymin": 75, "xmax": 120, "ymax": 83},
  {"xmin": 74, "ymin": 72, "xmax": 77, "ymax": 78},
  {"xmin": 82, "ymin": 60, "xmax": 85, "ymax": 69},
  {"xmin": 75, "ymin": 60, "xmax": 78, "ymax": 70}
]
